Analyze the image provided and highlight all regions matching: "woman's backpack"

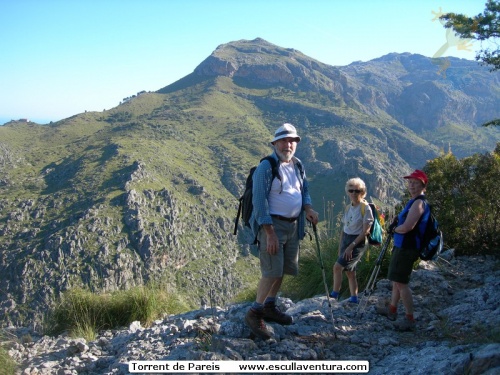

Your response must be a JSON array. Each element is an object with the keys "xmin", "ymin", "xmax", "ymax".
[
  {"xmin": 417, "ymin": 199, "xmax": 443, "ymax": 260},
  {"xmin": 361, "ymin": 201, "xmax": 383, "ymax": 246},
  {"xmin": 401, "ymin": 196, "xmax": 444, "ymax": 260}
]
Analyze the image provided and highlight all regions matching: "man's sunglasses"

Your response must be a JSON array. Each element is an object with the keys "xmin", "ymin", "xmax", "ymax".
[{"xmin": 348, "ymin": 189, "xmax": 362, "ymax": 194}]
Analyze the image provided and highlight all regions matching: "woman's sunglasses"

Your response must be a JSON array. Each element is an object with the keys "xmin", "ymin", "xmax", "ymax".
[{"xmin": 348, "ymin": 189, "xmax": 362, "ymax": 194}]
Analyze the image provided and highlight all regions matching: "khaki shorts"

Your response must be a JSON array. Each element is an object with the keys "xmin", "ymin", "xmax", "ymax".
[{"xmin": 257, "ymin": 217, "xmax": 300, "ymax": 278}]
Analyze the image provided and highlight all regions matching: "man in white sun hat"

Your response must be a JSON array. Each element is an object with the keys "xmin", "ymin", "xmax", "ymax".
[{"xmin": 245, "ymin": 123, "xmax": 319, "ymax": 340}]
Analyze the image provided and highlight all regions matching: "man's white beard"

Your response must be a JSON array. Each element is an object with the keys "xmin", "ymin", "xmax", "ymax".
[{"xmin": 276, "ymin": 148, "xmax": 294, "ymax": 162}]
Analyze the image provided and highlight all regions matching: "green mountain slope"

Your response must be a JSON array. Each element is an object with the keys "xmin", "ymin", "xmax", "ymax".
[{"xmin": 1, "ymin": 38, "xmax": 499, "ymax": 325}]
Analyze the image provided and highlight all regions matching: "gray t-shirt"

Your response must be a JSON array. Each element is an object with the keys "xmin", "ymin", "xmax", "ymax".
[{"xmin": 343, "ymin": 202, "xmax": 374, "ymax": 235}]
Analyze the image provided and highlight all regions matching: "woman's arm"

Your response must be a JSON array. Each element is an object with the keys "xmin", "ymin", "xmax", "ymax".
[{"xmin": 395, "ymin": 200, "xmax": 425, "ymax": 234}]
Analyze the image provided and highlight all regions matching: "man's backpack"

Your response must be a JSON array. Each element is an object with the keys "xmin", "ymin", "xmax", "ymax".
[
  {"xmin": 233, "ymin": 156, "xmax": 280, "ymax": 236},
  {"xmin": 417, "ymin": 198, "xmax": 443, "ymax": 261},
  {"xmin": 361, "ymin": 200, "xmax": 383, "ymax": 246}
]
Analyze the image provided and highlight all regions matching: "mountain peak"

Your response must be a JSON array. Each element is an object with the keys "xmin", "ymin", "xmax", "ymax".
[
  {"xmin": 211, "ymin": 38, "xmax": 302, "ymax": 60},
  {"xmin": 192, "ymin": 38, "xmax": 334, "ymax": 89}
]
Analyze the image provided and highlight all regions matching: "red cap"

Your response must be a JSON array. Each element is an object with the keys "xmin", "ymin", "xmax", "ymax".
[{"xmin": 403, "ymin": 169, "xmax": 428, "ymax": 185}]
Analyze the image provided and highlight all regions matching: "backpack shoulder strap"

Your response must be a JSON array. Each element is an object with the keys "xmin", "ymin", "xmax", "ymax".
[
  {"xmin": 412, "ymin": 195, "xmax": 430, "ymax": 215},
  {"xmin": 295, "ymin": 160, "xmax": 305, "ymax": 179},
  {"xmin": 413, "ymin": 195, "xmax": 427, "ymax": 204},
  {"xmin": 410, "ymin": 196, "xmax": 432, "ymax": 240},
  {"xmin": 260, "ymin": 156, "xmax": 280, "ymax": 181},
  {"xmin": 361, "ymin": 199, "xmax": 370, "ymax": 217}
]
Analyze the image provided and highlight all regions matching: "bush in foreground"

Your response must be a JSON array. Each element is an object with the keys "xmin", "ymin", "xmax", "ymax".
[
  {"xmin": 0, "ymin": 330, "xmax": 17, "ymax": 375},
  {"xmin": 47, "ymin": 284, "xmax": 190, "ymax": 341}
]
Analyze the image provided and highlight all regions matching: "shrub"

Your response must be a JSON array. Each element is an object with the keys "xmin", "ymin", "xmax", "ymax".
[
  {"xmin": 0, "ymin": 330, "xmax": 17, "ymax": 375},
  {"xmin": 424, "ymin": 144, "xmax": 500, "ymax": 255},
  {"xmin": 0, "ymin": 347, "xmax": 16, "ymax": 375},
  {"xmin": 47, "ymin": 284, "xmax": 190, "ymax": 341}
]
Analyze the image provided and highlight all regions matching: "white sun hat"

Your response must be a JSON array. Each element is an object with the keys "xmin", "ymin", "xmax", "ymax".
[{"xmin": 271, "ymin": 123, "xmax": 301, "ymax": 144}]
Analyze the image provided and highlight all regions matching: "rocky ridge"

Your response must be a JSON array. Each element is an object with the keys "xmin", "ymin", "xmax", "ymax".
[{"xmin": 6, "ymin": 252, "xmax": 499, "ymax": 374}]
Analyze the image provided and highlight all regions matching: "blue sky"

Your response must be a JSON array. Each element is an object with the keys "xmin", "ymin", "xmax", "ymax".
[{"xmin": 0, "ymin": 0, "xmax": 487, "ymax": 124}]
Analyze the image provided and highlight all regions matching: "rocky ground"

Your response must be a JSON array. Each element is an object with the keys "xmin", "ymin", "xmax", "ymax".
[{"xmin": 5, "ymin": 251, "xmax": 500, "ymax": 374}]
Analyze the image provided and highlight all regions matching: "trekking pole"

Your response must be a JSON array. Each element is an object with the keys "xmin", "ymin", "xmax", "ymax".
[
  {"xmin": 356, "ymin": 234, "xmax": 392, "ymax": 318},
  {"xmin": 312, "ymin": 224, "xmax": 336, "ymax": 331}
]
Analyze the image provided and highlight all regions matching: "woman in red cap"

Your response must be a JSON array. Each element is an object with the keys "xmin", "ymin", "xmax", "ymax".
[{"xmin": 377, "ymin": 169, "xmax": 429, "ymax": 331}]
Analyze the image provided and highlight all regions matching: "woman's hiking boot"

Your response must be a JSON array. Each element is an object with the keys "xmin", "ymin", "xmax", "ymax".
[
  {"xmin": 263, "ymin": 301, "xmax": 293, "ymax": 325},
  {"xmin": 376, "ymin": 303, "xmax": 397, "ymax": 321},
  {"xmin": 245, "ymin": 309, "xmax": 272, "ymax": 340},
  {"xmin": 394, "ymin": 317, "xmax": 416, "ymax": 332}
]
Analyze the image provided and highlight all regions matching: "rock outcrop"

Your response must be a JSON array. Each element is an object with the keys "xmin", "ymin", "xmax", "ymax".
[{"xmin": 6, "ymin": 253, "xmax": 500, "ymax": 374}]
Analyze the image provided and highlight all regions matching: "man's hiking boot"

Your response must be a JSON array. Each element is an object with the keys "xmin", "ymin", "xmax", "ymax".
[
  {"xmin": 263, "ymin": 302, "xmax": 293, "ymax": 325},
  {"xmin": 394, "ymin": 317, "xmax": 416, "ymax": 332},
  {"xmin": 245, "ymin": 309, "xmax": 272, "ymax": 340},
  {"xmin": 376, "ymin": 304, "xmax": 397, "ymax": 321}
]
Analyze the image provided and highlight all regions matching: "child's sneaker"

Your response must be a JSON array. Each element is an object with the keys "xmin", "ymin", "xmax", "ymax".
[
  {"xmin": 348, "ymin": 296, "xmax": 359, "ymax": 304},
  {"xmin": 329, "ymin": 291, "xmax": 339, "ymax": 300}
]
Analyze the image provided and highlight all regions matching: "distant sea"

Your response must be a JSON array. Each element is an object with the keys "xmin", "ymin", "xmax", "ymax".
[{"xmin": 1, "ymin": 117, "xmax": 54, "ymax": 125}]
